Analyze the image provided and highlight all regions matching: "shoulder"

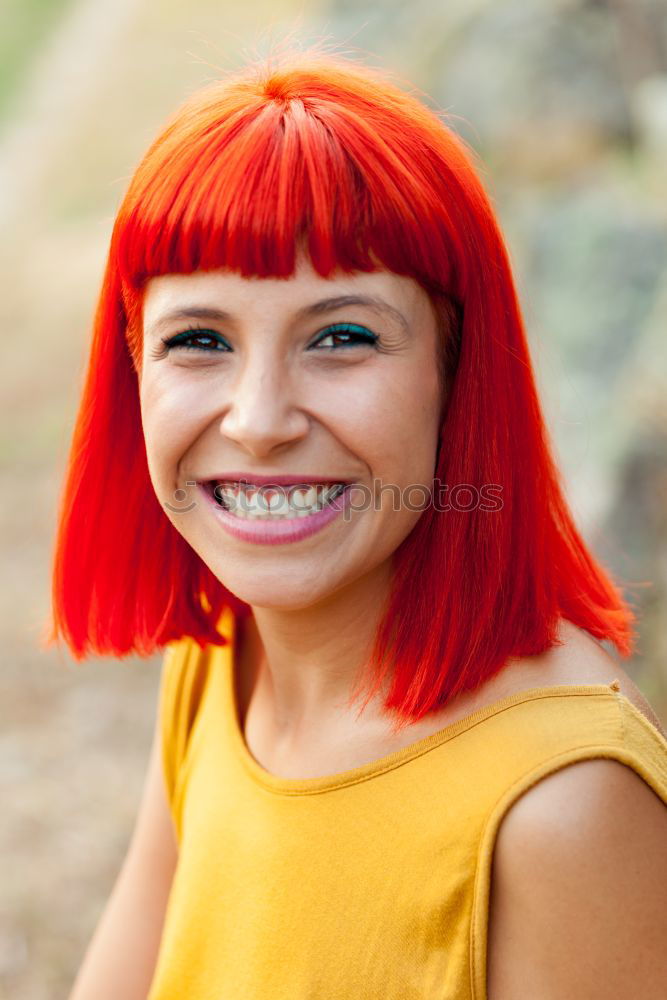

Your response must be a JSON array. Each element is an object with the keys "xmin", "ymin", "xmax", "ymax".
[
  {"xmin": 487, "ymin": 757, "xmax": 667, "ymax": 999},
  {"xmin": 506, "ymin": 618, "xmax": 667, "ymax": 740}
]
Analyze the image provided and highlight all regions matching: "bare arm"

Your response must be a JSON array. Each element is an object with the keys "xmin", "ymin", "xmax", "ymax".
[
  {"xmin": 67, "ymin": 680, "xmax": 179, "ymax": 1000},
  {"xmin": 487, "ymin": 758, "xmax": 667, "ymax": 999}
]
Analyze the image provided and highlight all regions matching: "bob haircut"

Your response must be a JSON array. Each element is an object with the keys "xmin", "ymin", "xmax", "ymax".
[{"xmin": 43, "ymin": 45, "xmax": 637, "ymax": 728}]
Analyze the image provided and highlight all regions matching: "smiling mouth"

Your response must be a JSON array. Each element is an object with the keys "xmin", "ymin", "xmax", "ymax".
[{"xmin": 202, "ymin": 480, "xmax": 349, "ymax": 518}]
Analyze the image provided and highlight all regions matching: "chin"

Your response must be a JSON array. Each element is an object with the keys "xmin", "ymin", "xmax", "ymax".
[
  {"xmin": 205, "ymin": 563, "xmax": 340, "ymax": 612},
  {"xmin": 222, "ymin": 583, "xmax": 333, "ymax": 613}
]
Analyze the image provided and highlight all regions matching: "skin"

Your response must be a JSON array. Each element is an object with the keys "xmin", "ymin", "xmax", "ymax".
[{"xmin": 139, "ymin": 249, "xmax": 444, "ymax": 765}]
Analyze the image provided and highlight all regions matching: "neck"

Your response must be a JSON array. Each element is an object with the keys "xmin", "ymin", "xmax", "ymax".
[{"xmin": 239, "ymin": 559, "xmax": 394, "ymax": 740}]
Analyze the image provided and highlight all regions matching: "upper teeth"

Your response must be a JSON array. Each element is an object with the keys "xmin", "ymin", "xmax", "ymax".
[{"xmin": 210, "ymin": 481, "xmax": 347, "ymax": 518}]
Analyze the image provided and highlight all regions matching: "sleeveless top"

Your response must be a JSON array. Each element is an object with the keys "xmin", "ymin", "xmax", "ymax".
[{"xmin": 146, "ymin": 606, "xmax": 667, "ymax": 1000}]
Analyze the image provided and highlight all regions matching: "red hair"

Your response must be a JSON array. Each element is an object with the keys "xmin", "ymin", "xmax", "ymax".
[{"xmin": 43, "ymin": 46, "xmax": 638, "ymax": 727}]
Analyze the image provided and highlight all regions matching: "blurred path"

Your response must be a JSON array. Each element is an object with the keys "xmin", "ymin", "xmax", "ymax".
[{"xmin": 0, "ymin": 0, "xmax": 140, "ymax": 231}]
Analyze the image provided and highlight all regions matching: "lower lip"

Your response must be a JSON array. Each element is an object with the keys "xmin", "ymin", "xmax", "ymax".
[{"xmin": 197, "ymin": 482, "xmax": 355, "ymax": 545}]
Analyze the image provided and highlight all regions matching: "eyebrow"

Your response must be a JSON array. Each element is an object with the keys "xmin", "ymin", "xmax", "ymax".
[{"xmin": 147, "ymin": 294, "xmax": 409, "ymax": 336}]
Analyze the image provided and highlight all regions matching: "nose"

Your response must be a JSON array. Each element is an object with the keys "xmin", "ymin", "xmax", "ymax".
[{"xmin": 218, "ymin": 354, "xmax": 310, "ymax": 458}]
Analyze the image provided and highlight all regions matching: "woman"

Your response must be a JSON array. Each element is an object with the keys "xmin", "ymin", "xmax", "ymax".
[{"xmin": 47, "ymin": 46, "xmax": 667, "ymax": 1000}]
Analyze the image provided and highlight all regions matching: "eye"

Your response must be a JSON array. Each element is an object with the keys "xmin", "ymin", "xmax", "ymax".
[
  {"xmin": 160, "ymin": 324, "xmax": 228, "ymax": 353},
  {"xmin": 310, "ymin": 322, "xmax": 378, "ymax": 350},
  {"xmin": 156, "ymin": 321, "xmax": 379, "ymax": 356}
]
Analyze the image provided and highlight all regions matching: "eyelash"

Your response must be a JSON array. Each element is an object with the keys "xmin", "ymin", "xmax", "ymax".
[{"xmin": 158, "ymin": 321, "xmax": 379, "ymax": 354}]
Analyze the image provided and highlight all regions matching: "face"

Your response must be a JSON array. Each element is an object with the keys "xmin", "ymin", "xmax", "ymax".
[{"xmin": 139, "ymin": 250, "xmax": 444, "ymax": 611}]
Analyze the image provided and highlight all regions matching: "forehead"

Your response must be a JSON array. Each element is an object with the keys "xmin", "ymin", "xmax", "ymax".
[{"xmin": 141, "ymin": 252, "xmax": 425, "ymax": 330}]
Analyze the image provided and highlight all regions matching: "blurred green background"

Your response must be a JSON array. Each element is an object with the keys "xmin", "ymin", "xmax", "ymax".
[{"xmin": 1, "ymin": 0, "xmax": 666, "ymax": 996}]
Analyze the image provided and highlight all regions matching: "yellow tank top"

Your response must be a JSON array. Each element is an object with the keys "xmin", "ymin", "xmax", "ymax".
[{"xmin": 147, "ymin": 607, "xmax": 667, "ymax": 1000}]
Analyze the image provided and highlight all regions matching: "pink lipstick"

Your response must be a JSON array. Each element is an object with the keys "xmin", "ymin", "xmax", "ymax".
[{"xmin": 196, "ymin": 481, "xmax": 355, "ymax": 545}]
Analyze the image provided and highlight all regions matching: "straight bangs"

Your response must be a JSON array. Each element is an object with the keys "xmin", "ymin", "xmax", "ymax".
[{"xmin": 114, "ymin": 63, "xmax": 466, "ymax": 370}]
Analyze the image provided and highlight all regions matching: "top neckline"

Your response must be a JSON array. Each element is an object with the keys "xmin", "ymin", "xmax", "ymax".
[{"xmin": 217, "ymin": 611, "xmax": 621, "ymax": 796}]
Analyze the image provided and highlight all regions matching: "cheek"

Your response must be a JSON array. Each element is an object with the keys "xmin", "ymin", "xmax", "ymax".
[
  {"xmin": 139, "ymin": 374, "xmax": 200, "ymax": 484},
  {"xmin": 346, "ymin": 367, "xmax": 441, "ymax": 474}
]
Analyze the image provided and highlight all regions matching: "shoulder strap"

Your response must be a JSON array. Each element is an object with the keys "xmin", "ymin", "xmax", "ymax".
[
  {"xmin": 158, "ymin": 637, "xmax": 212, "ymax": 822},
  {"xmin": 615, "ymin": 692, "xmax": 667, "ymax": 798}
]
